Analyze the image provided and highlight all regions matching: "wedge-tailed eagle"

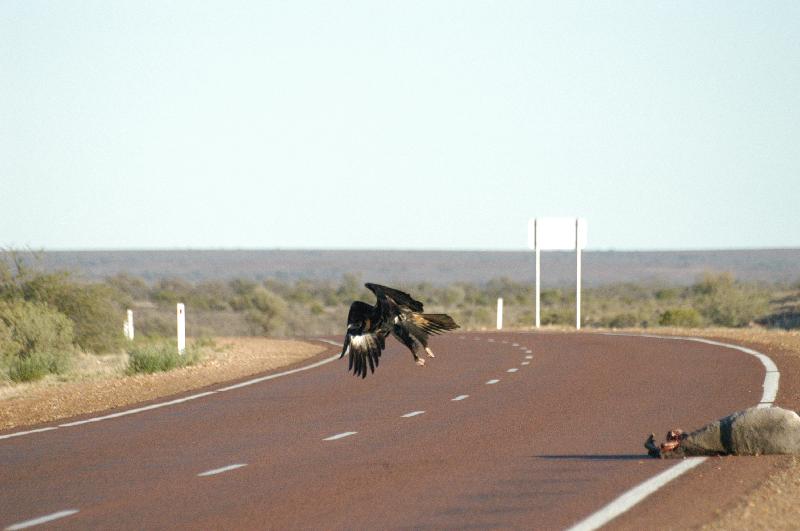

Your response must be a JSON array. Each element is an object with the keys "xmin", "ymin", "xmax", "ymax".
[{"xmin": 339, "ymin": 283, "xmax": 460, "ymax": 378}]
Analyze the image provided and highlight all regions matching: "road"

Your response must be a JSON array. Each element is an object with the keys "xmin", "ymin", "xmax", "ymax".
[{"xmin": 0, "ymin": 332, "xmax": 779, "ymax": 530}]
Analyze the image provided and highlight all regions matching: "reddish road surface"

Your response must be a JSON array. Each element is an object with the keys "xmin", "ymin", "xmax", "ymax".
[{"xmin": 0, "ymin": 332, "xmax": 781, "ymax": 530}]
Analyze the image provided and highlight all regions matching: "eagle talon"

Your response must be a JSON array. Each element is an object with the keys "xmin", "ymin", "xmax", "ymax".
[
  {"xmin": 425, "ymin": 347, "xmax": 435, "ymax": 358},
  {"xmin": 416, "ymin": 358, "xmax": 426, "ymax": 366}
]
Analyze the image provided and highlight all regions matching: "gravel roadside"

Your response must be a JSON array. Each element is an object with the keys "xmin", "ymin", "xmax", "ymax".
[{"xmin": 0, "ymin": 337, "xmax": 327, "ymax": 431}]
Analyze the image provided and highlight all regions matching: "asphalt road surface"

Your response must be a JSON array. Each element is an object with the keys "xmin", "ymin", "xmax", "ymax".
[{"xmin": 0, "ymin": 332, "xmax": 780, "ymax": 530}]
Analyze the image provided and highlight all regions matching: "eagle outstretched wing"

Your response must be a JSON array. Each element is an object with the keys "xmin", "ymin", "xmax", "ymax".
[
  {"xmin": 400, "ymin": 312, "xmax": 460, "ymax": 346},
  {"xmin": 365, "ymin": 283, "xmax": 424, "ymax": 312},
  {"xmin": 340, "ymin": 301, "xmax": 386, "ymax": 378},
  {"xmin": 339, "ymin": 283, "xmax": 460, "ymax": 378}
]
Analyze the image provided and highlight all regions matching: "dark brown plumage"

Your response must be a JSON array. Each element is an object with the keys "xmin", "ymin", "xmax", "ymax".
[{"xmin": 339, "ymin": 283, "xmax": 459, "ymax": 377}]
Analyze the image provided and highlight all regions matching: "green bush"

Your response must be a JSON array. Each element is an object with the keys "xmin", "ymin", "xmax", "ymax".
[
  {"xmin": 23, "ymin": 274, "xmax": 124, "ymax": 353},
  {"xmin": 0, "ymin": 300, "xmax": 74, "ymax": 382},
  {"xmin": 126, "ymin": 340, "xmax": 201, "ymax": 375},
  {"xmin": 243, "ymin": 287, "xmax": 288, "ymax": 334},
  {"xmin": 692, "ymin": 273, "xmax": 769, "ymax": 327},
  {"xmin": 8, "ymin": 351, "xmax": 70, "ymax": 382},
  {"xmin": 0, "ymin": 300, "xmax": 74, "ymax": 358},
  {"xmin": 608, "ymin": 313, "xmax": 640, "ymax": 328},
  {"xmin": 658, "ymin": 307, "xmax": 703, "ymax": 327}
]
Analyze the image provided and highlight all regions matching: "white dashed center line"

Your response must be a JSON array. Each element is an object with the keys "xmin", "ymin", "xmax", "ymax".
[
  {"xmin": 323, "ymin": 431, "xmax": 357, "ymax": 441},
  {"xmin": 512, "ymin": 343, "xmax": 519, "ymax": 347},
  {"xmin": 525, "ymin": 355, "xmax": 533, "ymax": 359},
  {"xmin": 197, "ymin": 463, "xmax": 247, "ymax": 477},
  {"xmin": 401, "ymin": 411, "xmax": 425, "ymax": 418},
  {"xmin": 451, "ymin": 395, "xmax": 469, "ymax": 401},
  {"xmin": 507, "ymin": 368, "xmax": 519, "ymax": 373},
  {"xmin": 521, "ymin": 361, "xmax": 531, "ymax": 365},
  {"xmin": 5, "ymin": 509, "xmax": 79, "ymax": 530},
  {"xmin": 486, "ymin": 379, "xmax": 500, "ymax": 385}
]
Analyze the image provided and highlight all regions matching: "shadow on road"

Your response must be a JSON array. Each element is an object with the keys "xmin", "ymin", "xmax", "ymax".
[{"xmin": 535, "ymin": 454, "xmax": 648, "ymax": 461}]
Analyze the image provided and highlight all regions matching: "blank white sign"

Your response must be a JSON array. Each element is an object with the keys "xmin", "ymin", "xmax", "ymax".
[{"xmin": 528, "ymin": 218, "xmax": 587, "ymax": 250}]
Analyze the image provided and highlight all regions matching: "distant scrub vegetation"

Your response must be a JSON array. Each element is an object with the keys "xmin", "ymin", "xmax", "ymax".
[
  {"xmin": 1, "ymin": 250, "xmax": 799, "ymax": 383},
  {"xmin": 113, "ymin": 270, "xmax": 796, "ymax": 336}
]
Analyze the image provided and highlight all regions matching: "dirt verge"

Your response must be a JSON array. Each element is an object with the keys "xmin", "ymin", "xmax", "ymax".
[{"xmin": 0, "ymin": 337, "xmax": 326, "ymax": 431}]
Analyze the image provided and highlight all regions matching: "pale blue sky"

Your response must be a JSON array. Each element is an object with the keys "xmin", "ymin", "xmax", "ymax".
[{"xmin": 2, "ymin": 1, "xmax": 798, "ymax": 250}]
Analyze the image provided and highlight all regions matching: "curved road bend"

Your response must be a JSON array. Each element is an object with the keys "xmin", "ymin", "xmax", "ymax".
[{"xmin": 0, "ymin": 332, "xmax": 777, "ymax": 529}]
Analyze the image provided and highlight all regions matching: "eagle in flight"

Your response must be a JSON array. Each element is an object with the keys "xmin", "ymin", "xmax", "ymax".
[{"xmin": 340, "ymin": 283, "xmax": 460, "ymax": 378}]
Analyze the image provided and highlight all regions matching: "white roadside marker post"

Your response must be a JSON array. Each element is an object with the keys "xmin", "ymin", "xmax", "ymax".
[
  {"xmin": 124, "ymin": 309, "xmax": 134, "ymax": 340},
  {"xmin": 177, "ymin": 303, "xmax": 186, "ymax": 354},
  {"xmin": 496, "ymin": 297, "xmax": 504, "ymax": 330}
]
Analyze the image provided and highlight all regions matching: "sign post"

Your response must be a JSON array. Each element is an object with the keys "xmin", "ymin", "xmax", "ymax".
[
  {"xmin": 534, "ymin": 220, "xmax": 541, "ymax": 328},
  {"xmin": 575, "ymin": 218, "xmax": 582, "ymax": 330},
  {"xmin": 177, "ymin": 303, "xmax": 186, "ymax": 354},
  {"xmin": 528, "ymin": 217, "xmax": 587, "ymax": 329}
]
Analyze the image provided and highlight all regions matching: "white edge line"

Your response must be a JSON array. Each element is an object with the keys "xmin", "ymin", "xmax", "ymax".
[
  {"xmin": 216, "ymin": 353, "xmax": 340, "ymax": 392},
  {"xmin": 5, "ymin": 509, "xmax": 80, "ymax": 530},
  {"xmin": 567, "ymin": 332, "xmax": 779, "ymax": 531},
  {"xmin": 1, "ymin": 339, "xmax": 342, "ymax": 441},
  {"xmin": 197, "ymin": 463, "xmax": 247, "ymax": 477},
  {"xmin": 59, "ymin": 391, "xmax": 218, "ymax": 427},
  {"xmin": 0, "ymin": 427, "xmax": 58, "ymax": 441},
  {"xmin": 565, "ymin": 458, "xmax": 707, "ymax": 531},
  {"xmin": 323, "ymin": 431, "xmax": 357, "ymax": 441}
]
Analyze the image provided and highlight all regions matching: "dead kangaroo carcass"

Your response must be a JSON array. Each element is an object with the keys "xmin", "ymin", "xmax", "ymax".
[{"xmin": 646, "ymin": 407, "xmax": 800, "ymax": 458}]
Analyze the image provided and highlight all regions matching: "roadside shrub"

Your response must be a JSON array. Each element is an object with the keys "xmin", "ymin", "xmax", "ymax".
[
  {"xmin": 692, "ymin": 273, "xmax": 769, "ymax": 327},
  {"xmin": 243, "ymin": 287, "xmax": 288, "ymax": 334},
  {"xmin": 0, "ymin": 300, "xmax": 74, "ymax": 358},
  {"xmin": 135, "ymin": 312, "xmax": 175, "ymax": 338},
  {"xmin": 659, "ymin": 307, "xmax": 703, "ymax": 328},
  {"xmin": 541, "ymin": 308, "xmax": 574, "ymax": 326},
  {"xmin": 105, "ymin": 273, "xmax": 151, "ymax": 301},
  {"xmin": 655, "ymin": 288, "xmax": 680, "ymax": 301},
  {"xmin": 608, "ymin": 313, "xmax": 640, "ymax": 328},
  {"xmin": 27, "ymin": 276, "xmax": 124, "ymax": 353},
  {"xmin": 126, "ymin": 340, "xmax": 201, "ymax": 375},
  {"xmin": 0, "ymin": 300, "xmax": 74, "ymax": 382},
  {"xmin": 8, "ymin": 351, "xmax": 70, "ymax": 382}
]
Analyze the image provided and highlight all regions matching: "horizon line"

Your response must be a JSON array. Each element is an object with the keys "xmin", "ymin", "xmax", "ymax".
[{"xmin": 8, "ymin": 245, "xmax": 800, "ymax": 254}]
